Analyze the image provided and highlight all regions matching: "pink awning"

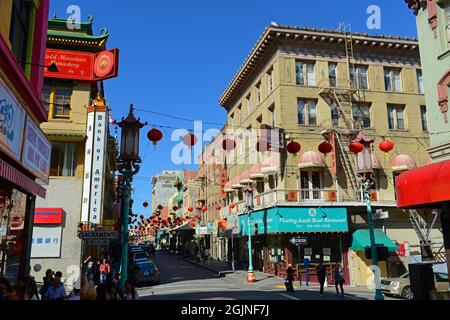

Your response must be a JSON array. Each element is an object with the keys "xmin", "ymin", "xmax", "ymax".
[
  {"xmin": 392, "ymin": 154, "xmax": 417, "ymax": 172},
  {"xmin": 230, "ymin": 175, "xmax": 243, "ymax": 189},
  {"xmin": 250, "ymin": 163, "xmax": 264, "ymax": 179},
  {"xmin": 298, "ymin": 151, "xmax": 325, "ymax": 168},
  {"xmin": 240, "ymin": 170, "xmax": 252, "ymax": 184},
  {"xmin": 261, "ymin": 156, "xmax": 279, "ymax": 174}
]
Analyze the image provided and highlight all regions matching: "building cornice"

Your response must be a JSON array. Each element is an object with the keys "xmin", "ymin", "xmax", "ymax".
[{"xmin": 219, "ymin": 25, "xmax": 419, "ymax": 109}]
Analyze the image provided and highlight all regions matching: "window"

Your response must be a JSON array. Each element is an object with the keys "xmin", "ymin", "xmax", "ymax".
[
  {"xmin": 352, "ymin": 103, "xmax": 371, "ymax": 128},
  {"xmin": 297, "ymin": 99, "xmax": 317, "ymax": 126},
  {"xmin": 42, "ymin": 88, "xmax": 52, "ymax": 113},
  {"xmin": 269, "ymin": 105, "xmax": 275, "ymax": 127},
  {"xmin": 416, "ymin": 70, "xmax": 424, "ymax": 94},
  {"xmin": 238, "ymin": 105, "xmax": 242, "ymax": 126},
  {"xmin": 50, "ymin": 142, "xmax": 78, "ymax": 177},
  {"xmin": 296, "ymin": 61, "xmax": 316, "ymax": 86},
  {"xmin": 331, "ymin": 103, "xmax": 339, "ymax": 127},
  {"xmin": 246, "ymin": 94, "xmax": 252, "ymax": 116},
  {"xmin": 256, "ymin": 84, "xmax": 261, "ymax": 105},
  {"xmin": 420, "ymin": 105, "xmax": 428, "ymax": 131},
  {"xmin": 267, "ymin": 70, "xmax": 273, "ymax": 94},
  {"xmin": 387, "ymin": 104, "xmax": 406, "ymax": 130},
  {"xmin": 54, "ymin": 89, "xmax": 72, "ymax": 117},
  {"xmin": 350, "ymin": 65, "xmax": 368, "ymax": 90},
  {"xmin": 328, "ymin": 63, "xmax": 337, "ymax": 87},
  {"xmin": 384, "ymin": 68, "xmax": 402, "ymax": 92},
  {"xmin": 9, "ymin": 0, "xmax": 31, "ymax": 70},
  {"xmin": 300, "ymin": 171, "xmax": 322, "ymax": 200}
]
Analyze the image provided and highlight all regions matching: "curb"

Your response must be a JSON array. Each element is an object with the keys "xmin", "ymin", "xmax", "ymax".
[{"xmin": 175, "ymin": 255, "xmax": 227, "ymax": 277}]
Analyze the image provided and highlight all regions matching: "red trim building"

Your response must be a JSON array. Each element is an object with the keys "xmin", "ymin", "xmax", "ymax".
[{"xmin": 0, "ymin": 0, "xmax": 51, "ymax": 282}]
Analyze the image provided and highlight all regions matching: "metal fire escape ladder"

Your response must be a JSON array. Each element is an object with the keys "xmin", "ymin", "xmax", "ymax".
[
  {"xmin": 334, "ymin": 132, "xmax": 360, "ymax": 200},
  {"xmin": 404, "ymin": 209, "xmax": 446, "ymax": 264}
]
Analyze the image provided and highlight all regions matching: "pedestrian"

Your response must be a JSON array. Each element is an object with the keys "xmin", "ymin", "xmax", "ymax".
[
  {"xmin": 285, "ymin": 264, "xmax": 295, "ymax": 292},
  {"xmin": 93, "ymin": 259, "xmax": 101, "ymax": 285},
  {"xmin": 45, "ymin": 271, "xmax": 67, "ymax": 300},
  {"xmin": 0, "ymin": 278, "xmax": 11, "ymax": 301},
  {"xmin": 80, "ymin": 277, "xmax": 97, "ymax": 300},
  {"xmin": 316, "ymin": 261, "xmax": 327, "ymax": 298},
  {"xmin": 99, "ymin": 259, "xmax": 111, "ymax": 284},
  {"xmin": 123, "ymin": 280, "xmax": 139, "ymax": 300},
  {"xmin": 96, "ymin": 283, "xmax": 110, "ymax": 300},
  {"xmin": 22, "ymin": 276, "xmax": 39, "ymax": 300},
  {"xmin": 333, "ymin": 263, "xmax": 345, "ymax": 297},
  {"xmin": 84, "ymin": 256, "xmax": 95, "ymax": 282},
  {"xmin": 68, "ymin": 288, "xmax": 81, "ymax": 300},
  {"xmin": 203, "ymin": 247, "xmax": 209, "ymax": 264},
  {"xmin": 7, "ymin": 284, "xmax": 25, "ymax": 300},
  {"xmin": 39, "ymin": 269, "xmax": 54, "ymax": 299}
]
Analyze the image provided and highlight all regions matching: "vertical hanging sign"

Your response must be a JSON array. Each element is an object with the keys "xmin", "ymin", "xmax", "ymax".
[
  {"xmin": 89, "ymin": 109, "xmax": 108, "ymax": 224},
  {"xmin": 81, "ymin": 111, "xmax": 95, "ymax": 223}
]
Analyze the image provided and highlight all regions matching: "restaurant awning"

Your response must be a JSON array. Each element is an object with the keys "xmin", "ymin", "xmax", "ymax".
[
  {"xmin": 171, "ymin": 222, "xmax": 194, "ymax": 232},
  {"xmin": 351, "ymin": 229, "xmax": 397, "ymax": 252},
  {"xmin": 396, "ymin": 159, "xmax": 450, "ymax": 208}
]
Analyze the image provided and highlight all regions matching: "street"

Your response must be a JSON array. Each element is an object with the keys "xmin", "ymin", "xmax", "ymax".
[{"xmin": 137, "ymin": 252, "xmax": 396, "ymax": 300}]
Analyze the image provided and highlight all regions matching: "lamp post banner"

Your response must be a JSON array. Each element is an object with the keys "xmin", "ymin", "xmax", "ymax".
[{"xmin": 81, "ymin": 111, "xmax": 95, "ymax": 223}]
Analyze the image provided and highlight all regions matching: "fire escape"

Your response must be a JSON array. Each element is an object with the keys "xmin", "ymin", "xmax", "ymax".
[
  {"xmin": 318, "ymin": 24, "xmax": 362, "ymax": 201},
  {"xmin": 319, "ymin": 24, "xmax": 445, "ymax": 264}
]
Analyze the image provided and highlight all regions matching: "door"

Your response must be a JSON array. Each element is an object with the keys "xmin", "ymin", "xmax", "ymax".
[{"xmin": 300, "ymin": 171, "xmax": 322, "ymax": 200}]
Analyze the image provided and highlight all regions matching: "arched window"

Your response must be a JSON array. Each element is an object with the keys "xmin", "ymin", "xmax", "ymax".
[{"xmin": 438, "ymin": 70, "xmax": 450, "ymax": 123}]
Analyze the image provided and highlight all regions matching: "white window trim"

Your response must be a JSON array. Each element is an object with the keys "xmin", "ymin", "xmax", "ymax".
[
  {"xmin": 388, "ymin": 104, "xmax": 406, "ymax": 130},
  {"xmin": 385, "ymin": 68, "xmax": 403, "ymax": 93},
  {"xmin": 296, "ymin": 61, "xmax": 316, "ymax": 86},
  {"xmin": 298, "ymin": 100, "xmax": 317, "ymax": 126}
]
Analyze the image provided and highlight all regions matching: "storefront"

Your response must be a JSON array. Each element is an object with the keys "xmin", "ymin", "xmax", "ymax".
[{"xmin": 237, "ymin": 206, "xmax": 349, "ymax": 282}]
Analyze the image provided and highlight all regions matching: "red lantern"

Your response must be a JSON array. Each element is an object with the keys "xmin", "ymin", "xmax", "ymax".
[
  {"xmin": 183, "ymin": 133, "xmax": 197, "ymax": 147},
  {"xmin": 194, "ymin": 214, "xmax": 200, "ymax": 220},
  {"xmin": 216, "ymin": 205, "xmax": 222, "ymax": 211},
  {"xmin": 287, "ymin": 141, "xmax": 301, "ymax": 154},
  {"xmin": 222, "ymin": 139, "xmax": 236, "ymax": 151},
  {"xmin": 188, "ymin": 207, "xmax": 194, "ymax": 212},
  {"xmin": 147, "ymin": 128, "xmax": 163, "ymax": 145},
  {"xmin": 157, "ymin": 205, "xmax": 163, "ymax": 210},
  {"xmin": 201, "ymin": 207, "xmax": 207, "ymax": 212},
  {"xmin": 172, "ymin": 206, "xmax": 178, "ymax": 211},
  {"xmin": 143, "ymin": 202, "xmax": 149, "ymax": 208},
  {"xmin": 230, "ymin": 203, "xmax": 236, "ymax": 209},
  {"xmin": 379, "ymin": 140, "xmax": 394, "ymax": 153},
  {"xmin": 349, "ymin": 141, "xmax": 364, "ymax": 154},
  {"xmin": 318, "ymin": 142, "xmax": 333, "ymax": 154}
]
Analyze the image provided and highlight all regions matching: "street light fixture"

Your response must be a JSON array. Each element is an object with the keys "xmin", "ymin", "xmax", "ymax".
[
  {"xmin": 117, "ymin": 104, "xmax": 147, "ymax": 288},
  {"xmin": 19, "ymin": 61, "xmax": 60, "ymax": 73},
  {"xmin": 243, "ymin": 184, "xmax": 256, "ymax": 283}
]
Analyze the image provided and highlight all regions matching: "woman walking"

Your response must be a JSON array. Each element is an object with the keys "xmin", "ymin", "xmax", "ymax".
[
  {"xmin": 333, "ymin": 263, "xmax": 345, "ymax": 297},
  {"xmin": 285, "ymin": 264, "xmax": 295, "ymax": 292},
  {"xmin": 316, "ymin": 262, "xmax": 327, "ymax": 298}
]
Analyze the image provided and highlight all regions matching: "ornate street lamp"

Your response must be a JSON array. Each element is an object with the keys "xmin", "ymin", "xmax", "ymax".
[
  {"xmin": 243, "ymin": 184, "xmax": 256, "ymax": 283},
  {"xmin": 117, "ymin": 104, "xmax": 147, "ymax": 288},
  {"xmin": 354, "ymin": 133, "xmax": 384, "ymax": 301}
]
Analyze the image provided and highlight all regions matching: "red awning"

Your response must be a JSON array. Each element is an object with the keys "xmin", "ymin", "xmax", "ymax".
[
  {"xmin": 396, "ymin": 160, "xmax": 450, "ymax": 208},
  {"xmin": 0, "ymin": 158, "xmax": 46, "ymax": 198}
]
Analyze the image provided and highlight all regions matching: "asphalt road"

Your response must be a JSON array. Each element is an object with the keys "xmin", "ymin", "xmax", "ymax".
[{"xmin": 137, "ymin": 251, "xmax": 395, "ymax": 301}]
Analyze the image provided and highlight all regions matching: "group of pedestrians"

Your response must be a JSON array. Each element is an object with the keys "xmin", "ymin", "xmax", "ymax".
[
  {"xmin": 284, "ymin": 262, "xmax": 346, "ymax": 298},
  {"xmin": 0, "ymin": 275, "xmax": 40, "ymax": 300}
]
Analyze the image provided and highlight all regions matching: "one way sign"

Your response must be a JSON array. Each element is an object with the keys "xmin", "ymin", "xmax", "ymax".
[{"xmin": 290, "ymin": 237, "xmax": 308, "ymax": 246}]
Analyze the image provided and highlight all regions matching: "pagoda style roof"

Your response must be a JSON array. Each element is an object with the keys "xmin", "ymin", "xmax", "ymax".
[
  {"xmin": 219, "ymin": 24, "xmax": 419, "ymax": 108},
  {"xmin": 47, "ymin": 16, "xmax": 109, "ymax": 51}
]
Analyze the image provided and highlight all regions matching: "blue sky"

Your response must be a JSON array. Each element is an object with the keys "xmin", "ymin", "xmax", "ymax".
[{"xmin": 49, "ymin": 0, "xmax": 418, "ymax": 218}]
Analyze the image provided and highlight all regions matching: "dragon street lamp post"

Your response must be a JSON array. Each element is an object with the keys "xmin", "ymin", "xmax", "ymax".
[
  {"xmin": 117, "ymin": 104, "xmax": 147, "ymax": 288},
  {"xmin": 243, "ymin": 184, "xmax": 256, "ymax": 283}
]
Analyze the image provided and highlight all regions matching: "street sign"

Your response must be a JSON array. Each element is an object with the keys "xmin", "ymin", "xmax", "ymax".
[
  {"xmin": 290, "ymin": 237, "xmax": 308, "ymax": 246},
  {"xmin": 78, "ymin": 230, "xmax": 118, "ymax": 240},
  {"xmin": 373, "ymin": 209, "xmax": 389, "ymax": 220}
]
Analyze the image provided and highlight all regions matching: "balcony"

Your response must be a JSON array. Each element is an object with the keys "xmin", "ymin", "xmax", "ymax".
[{"xmin": 221, "ymin": 188, "xmax": 397, "ymax": 218}]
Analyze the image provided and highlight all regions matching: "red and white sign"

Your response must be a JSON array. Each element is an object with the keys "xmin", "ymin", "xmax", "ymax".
[
  {"xmin": 44, "ymin": 48, "xmax": 119, "ymax": 81},
  {"xmin": 34, "ymin": 208, "xmax": 63, "ymax": 225},
  {"xmin": 391, "ymin": 241, "xmax": 410, "ymax": 257}
]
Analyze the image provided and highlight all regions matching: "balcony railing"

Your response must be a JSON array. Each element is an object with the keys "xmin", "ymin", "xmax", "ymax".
[{"xmin": 221, "ymin": 188, "xmax": 396, "ymax": 217}]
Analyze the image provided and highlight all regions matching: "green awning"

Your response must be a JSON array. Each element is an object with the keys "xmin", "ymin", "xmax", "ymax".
[{"xmin": 351, "ymin": 229, "xmax": 398, "ymax": 252}]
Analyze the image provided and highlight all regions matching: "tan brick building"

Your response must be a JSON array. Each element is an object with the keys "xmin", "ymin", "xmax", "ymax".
[{"xmin": 214, "ymin": 24, "xmax": 443, "ymax": 287}]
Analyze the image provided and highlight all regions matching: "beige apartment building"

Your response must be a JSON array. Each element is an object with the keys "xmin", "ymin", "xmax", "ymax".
[{"xmin": 215, "ymin": 24, "xmax": 444, "ymax": 287}]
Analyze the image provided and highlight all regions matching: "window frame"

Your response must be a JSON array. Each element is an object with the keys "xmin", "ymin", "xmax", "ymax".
[
  {"xmin": 267, "ymin": 70, "xmax": 273, "ymax": 94},
  {"xmin": 50, "ymin": 142, "xmax": 78, "ymax": 177},
  {"xmin": 387, "ymin": 104, "xmax": 406, "ymax": 130},
  {"xmin": 296, "ymin": 60, "xmax": 316, "ymax": 86},
  {"xmin": 9, "ymin": 0, "xmax": 31, "ymax": 70},
  {"xmin": 297, "ymin": 99, "xmax": 317, "ymax": 126},
  {"xmin": 43, "ymin": 86, "xmax": 73, "ymax": 119},
  {"xmin": 417, "ymin": 69, "xmax": 424, "ymax": 94},
  {"xmin": 300, "ymin": 170, "xmax": 323, "ymax": 200},
  {"xmin": 352, "ymin": 103, "xmax": 372, "ymax": 129},
  {"xmin": 420, "ymin": 105, "xmax": 428, "ymax": 131},
  {"xmin": 384, "ymin": 67, "xmax": 403, "ymax": 93},
  {"xmin": 328, "ymin": 62, "xmax": 338, "ymax": 87},
  {"xmin": 350, "ymin": 65, "xmax": 369, "ymax": 90}
]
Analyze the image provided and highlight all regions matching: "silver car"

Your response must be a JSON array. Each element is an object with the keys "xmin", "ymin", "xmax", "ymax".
[{"xmin": 381, "ymin": 272, "xmax": 449, "ymax": 300}]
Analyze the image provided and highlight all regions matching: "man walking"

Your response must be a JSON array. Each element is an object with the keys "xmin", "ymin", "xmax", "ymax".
[
  {"xmin": 99, "ymin": 259, "xmax": 111, "ymax": 284},
  {"xmin": 316, "ymin": 262, "xmax": 327, "ymax": 298}
]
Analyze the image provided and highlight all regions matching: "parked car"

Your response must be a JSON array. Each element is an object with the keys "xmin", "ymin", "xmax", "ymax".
[
  {"xmin": 132, "ymin": 251, "xmax": 149, "ymax": 263},
  {"xmin": 381, "ymin": 271, "xmax": 449, "ymax": 300},
  {"xmin": 128, "ymin": 261, "xmax": 160, "ymax": 286}
]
